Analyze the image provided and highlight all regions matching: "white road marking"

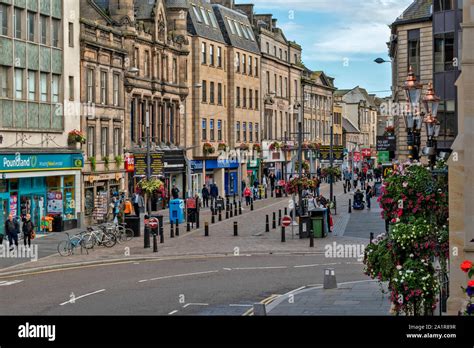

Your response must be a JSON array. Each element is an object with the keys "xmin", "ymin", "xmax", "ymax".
[
  {"xmin": 229, "ymin": 304, "xmax": 253, "ymax": 307},
  {"xmin": 232, "ymin": 266, "xmax": 288, "ymax": 271},
  {"xmin": 0, "ymin": 280, "xmax": 23, "ymax": 286},
  {"xmin": 223, "ymin": 268, "xmax": 232, "ymax": 271},
  {"xmin": 59, "ymin": 289, "xmax": 106, "ymax": 306},
  {"xmin": 182, "ymin": 303, "xmax": 209, "ymax": 308},
  {"xmin": 139, "ymin": 270, "xmax": 219, "ymax": 283},
  {"xmin": 293, "ymin": 262, "xmax": 340, "ymax": 268},
  {"xmin": 168, "ymin": 310, "xmax": 179, "ymax": 315}
]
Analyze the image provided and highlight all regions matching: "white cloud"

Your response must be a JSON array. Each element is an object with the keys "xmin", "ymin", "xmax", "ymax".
[{"xmin": 238, "ymin": 0, "xmax": 414, "ymax": 62}]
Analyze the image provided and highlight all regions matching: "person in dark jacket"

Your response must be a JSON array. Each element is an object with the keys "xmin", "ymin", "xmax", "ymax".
[
  {"xmin": 210, "ymin": 183, "xmax": 219, "ymax": 207},
  {"xmin": 201, "ymin": 185, "xmax": 210, "ymax": 208},
  {"xmin": 171, "ymin": 185, "xmax": 180, "ymax": 199},
  {"xmin": 5, "ymin": 213, "xmax": 19, "ymax": 251},
  {"xmin": 22, "ymin": 213, "xmax": 35, "ymax": 248}
]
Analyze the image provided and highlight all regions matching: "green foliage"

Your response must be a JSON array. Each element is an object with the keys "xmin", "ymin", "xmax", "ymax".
[
  {"xmin": 115, "ymin": 155, "xmax": 124, "ymax": 168},
  {"xmin": 88, "ymin": 156, "xmax": 96, "ymax": 172},
  {"xmin": 138, "ymin": 178, "xmax": 164, "ymax": 195}
]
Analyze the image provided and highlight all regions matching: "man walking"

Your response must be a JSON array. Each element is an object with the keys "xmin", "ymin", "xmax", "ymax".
[
  {"xmin": 366, "ymin": 184, "xmax": 374, "ymax": 209},
  {"xmin": 132, "ymin": 191, "xmax": 145, "ymax": 217},
  {"xmin": 201, "ymin": 185, "xmax": 210, "ymax": 208},
  {"xmin": 5, "ymin": 214, "xmax": 19, "ymax": 251},
  {"xmin": 22, "ymin": 214, "xmax": 35, "ymax": 249},
  {"xmin": 171, "ymin": 185, "xmax": 180, "ymax": 199},
  {"xmin": 210, "ymin": 183, "xmax": 219, "ymax": 207}
]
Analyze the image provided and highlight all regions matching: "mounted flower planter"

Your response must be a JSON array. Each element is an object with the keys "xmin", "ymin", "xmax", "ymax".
[
  {"xmin": 218, "ymin": 143, "xmax": 228, "ymax": 152},
  {"xmin": 239, "ymin": 143, "xmax": 249, "ymax": 151},
  {"xmin": 252, "ymin": 144, "xmax": 262, "ymax": 153},
  {"xmin": 269, "ymin": 142, "xmax": 281, "ymax": 152},
  {"xmin": 281, "ymin": 144, "xmax": 293, "ymax": 152},
  {"xmin": 294, "ymin": 161, "xmax": 310, "ymax": 173},
  {"xmin": 68, "ymin": 129, "xmax": 86, "ymax": 149},
  {"xmin": 203, "ymin": 143, "xmax": 215, "ymax": 156}
]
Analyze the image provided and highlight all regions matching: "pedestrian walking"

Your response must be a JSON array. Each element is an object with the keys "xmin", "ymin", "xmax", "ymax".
[
  {"xmin": 244, "ymin": 186, "xmax": 252, "ymax": 206},
  {"xmin": 22, "ymin": 214, "xmax": 35, "ymax": 249},
  {"xmin": 360, "ymin": 173, "xmax": 366, "ymax": 191},
  {"xmin": 132, "ymin": 191, "xmax": 145, "ymax": 217},
  {"xmin": 210, "ymin": 183, "xmax": 219, "ymax": 207},
  {"xmin": 269, "ymin": 172, "xmax": 276, "ymax": 195},
  {"xmin": 201, "ymin": 185, "xmax": 210, "ymax": 208},
  {"xmin": 171, "ymin": 185, "xmax": 180, "ymax": 199},
  {"xmin": 123, "ymin": 198, "xmax": 134, "ymax": 216},
  {"xmin": 353, "ymin": 171, "xmax": 359, "ymax": 190},
  {"xmin": 366, "ymin": 184, "xmax": 374, "ymax": 209},
  {"xmin": 5, "ymin": 214, "xmax": 19, "ymax": 251}
]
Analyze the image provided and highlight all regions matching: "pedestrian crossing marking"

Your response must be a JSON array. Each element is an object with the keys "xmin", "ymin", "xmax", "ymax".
[{"xmin": 0, "ymin": 280, "xmax": 23, "ymax": 287}]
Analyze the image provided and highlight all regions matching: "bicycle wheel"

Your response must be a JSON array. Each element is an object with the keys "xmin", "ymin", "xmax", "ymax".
[
  {"xmin": 124, "ymin": 228, "xmax": 134, "ymax": 242},
  {"xmin": 81, "ymin": 232, "xmax": 97, "ymax": 249},
  {"xmin": 102, "ymin": 232, "xmax": 117, "ymax": 248},
  {"xmin": 58, "ymin": 241, "xmax": 72, "ymax": 256}
]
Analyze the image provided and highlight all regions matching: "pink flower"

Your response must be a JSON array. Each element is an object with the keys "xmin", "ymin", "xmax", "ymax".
[{"xmin": 403, "ymin": 182, "xmax": 408, "ymax": 188}]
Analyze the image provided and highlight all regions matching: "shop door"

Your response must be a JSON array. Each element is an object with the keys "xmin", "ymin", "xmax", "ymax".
[
  {"xmin": 20, "ymin": 195, "xmax": 45, "ymax": 233},
  {"xmin": 0, "ymin": 199, "xmax": 7, "ymax": 236}
]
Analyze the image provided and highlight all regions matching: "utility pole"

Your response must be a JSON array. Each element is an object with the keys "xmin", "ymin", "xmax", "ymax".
[
  {"xmin": 297, "ymin": 99, "xmax": 304, "ymax": 237},
  {"xmin": 145, "ymin": 108, "xmax": 152, "ymax": 216},
  {"xmin": 329, "ymin": 114, "xmax": 334, "ymax": 202}
]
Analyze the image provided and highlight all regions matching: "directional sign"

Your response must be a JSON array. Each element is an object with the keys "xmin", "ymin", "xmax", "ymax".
[{"xmin": 282, "ymin": 216, "xmax": 292, "ymax": 228}]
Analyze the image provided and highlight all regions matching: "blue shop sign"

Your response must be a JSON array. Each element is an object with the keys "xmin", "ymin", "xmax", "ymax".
[
  {"xmin": 0, "ymin": 152, "xmax": 84, "ymax": 173},
  {"xmin": 191, "ymin": 160, "xmax": 203, "ymax": 171},
  {"xmin": 206, "ymin": 159, "xmax": 239, "ymax": 170}
]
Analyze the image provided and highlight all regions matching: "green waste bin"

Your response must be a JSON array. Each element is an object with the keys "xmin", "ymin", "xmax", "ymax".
[{"xmin": 310, "ymin": 209, "xmax": 326, "ymax": 238}]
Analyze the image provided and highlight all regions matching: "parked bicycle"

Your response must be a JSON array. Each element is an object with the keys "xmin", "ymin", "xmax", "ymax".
[
  {"xmin": 57, "ymin": 232, "xmax": 90, "ymax": 256},
  {"xmin": 82, "ymin": 226, "xmax": 117, "ymax": 249}
]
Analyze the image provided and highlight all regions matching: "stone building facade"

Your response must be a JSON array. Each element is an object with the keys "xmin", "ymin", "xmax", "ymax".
[
  {"xmin": 448, "ymin": 0, "xmax": 474, "ymax": 315},
  {"xmin": 0, "ymin": 0, "xmax": 82, "ymax": 232},
  {"xmin": 389, "ymin": 0, "xmax": 433, "ymax": 162}
]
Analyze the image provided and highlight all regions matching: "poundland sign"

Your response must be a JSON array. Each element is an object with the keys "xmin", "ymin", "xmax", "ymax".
[{"xmin": 0, "ymin": 153, "xmax": 84, "ymax": 172}]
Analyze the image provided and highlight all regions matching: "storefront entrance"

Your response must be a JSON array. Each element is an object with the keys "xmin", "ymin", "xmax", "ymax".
[{"xmin": 19, "ymin": 194, "xmax": 46, "ymax": 233}]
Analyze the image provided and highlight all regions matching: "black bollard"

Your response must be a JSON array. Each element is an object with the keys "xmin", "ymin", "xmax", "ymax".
[
  {"xmin": 196, "ymin": 211, "xmax": 200, "ymax": 229},
  {"xmin": 272, "ymin": 212, "xmax": 276, "ymax": 229},
  {"xmin": 234, "ymin": 203, "xmax": 238, "ymax": 216},
  {"xmin": 219, "ymin": 208, "xmax": 222, "ymax": 222},
  {"xmin": 333, "ymin": 196, "xmax": 337, "ymax": 215},
  {"xmin": 211, "ymin": 214, "xmax": 215, "ymax": 224},
  {"xmin": 278, "ymin": 210, "xmax": 282, "ymax": 226},
  {"xmin": 238, "ymin": 201, "xmax": 242, "ymax": 215},
  {"xmin": 170, "ymin": 221, "xmax": 175, "ymax": 238},
  {"xmin": 175, "ymin": 219, "xmax": 180, "ymax": 237},
  {"xmin": 153, "ymin": 233, "xmax": 158, "ymax": 252},
  {"xmin": 265, "ymin": 215, "xmax": 270, "ymax": 233},
  {"xmin": 250, "ymin": 198, "xmax": 254, "ymax": 211},
  {"xmin": 281, "ymin": 226, "xmax": 286, "ymax": 243},
  {"xmin": 205, "ymin": 222, "xmax": 209, "ymax": 237},
  {"xmin": 226, "ymin": 210, "xmax": 229, "ymax": 219},
  {"xmin": 349, "ymin": 199, "xmax": 352, "ymax": 214},
  {"xmin": 265, "ymin": 189, "xmax": 268, "ymax": 199},
  {"xmin": 309, "ymin": 229, "xmax": 314, "ymax": 248},
  {"xmin": 187, "ymin": 222, "xmax": 191, "ymax": 232},
  {"xmin": 234, "ymin": 221, "xmax": 238, "ymax": 236},
  {"xmin": 144, "ymin": 225, "xmax": 151, "ymax": 248},
  {"xmin": 230, "ymin": 206, "xmax": 233, "ymax": 218},
  {"xmin": 284, "ymin": 207, "xmax": 288, "ymax": 216},
  {"xmin": 233, "ymin": 193, "xmax": 236, "ymax": 205},
  {"xmin": 160, "ymin": 225, "xmax": 164, "ymax": 244}
]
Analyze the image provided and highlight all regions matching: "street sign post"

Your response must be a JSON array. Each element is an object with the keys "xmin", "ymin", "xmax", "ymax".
[{"xmin": 282, "ymin": 216, "xmax": 292, "ymax": 228}]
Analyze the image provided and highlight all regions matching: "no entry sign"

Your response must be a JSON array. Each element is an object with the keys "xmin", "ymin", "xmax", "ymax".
[{"xmin": 282, "ymin": 216, "xmax": 292, "ymax": 228}]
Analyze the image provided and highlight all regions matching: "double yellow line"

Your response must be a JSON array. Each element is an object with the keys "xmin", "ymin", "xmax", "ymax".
[{"xmin": 242, "ymin": 294, "xmax": 280, "ymax": 316}]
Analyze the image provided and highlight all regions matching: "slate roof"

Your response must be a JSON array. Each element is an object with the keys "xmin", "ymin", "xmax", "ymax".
[
  {"xmin": 212, "ymin": 4, "xmax": 260, "ymax": 54},
  {"xmin": 343, "ymin": 118, "xmax": 360, "ymax": 133},
  {"xmin": 187, "ymin": 0, "xmax": 226, "ymax": 44},
  {"xmin": 93, "ymin": 0, "xmax": 157, "ymax": 20},
  {"xmin": 393, "ymin": 0, "xmax": 432, "ymax": 26}
]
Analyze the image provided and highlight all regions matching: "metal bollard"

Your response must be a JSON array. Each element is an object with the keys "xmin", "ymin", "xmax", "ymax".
[
  {"xmin": 281, "ymin": 226, "xmax": 286, "ymax": 243},
  {"xmin": 265, "ymin": 215, "xmax": 270, "ymax": 233},
  {"xmin": 205, "ymin": 222, "xmax": 209, "ymax": 237},
  {"xmin": 349, "ymin": 199, "xmax": 352, "ymax": 214},
  {"xmin": 187, "ymin": 222, "xmax": 191, "ymax": 232},
  {"xmin": 219, "ymin": 208, "xmax": 222, "ymax": 221},
  {"xmin": 226, "ymin": 210, "xmax": 229, "ymax": 219},
  {"xmin": 324, "ymin": 268, "xmax": 337, "ymax": 289},
  {"xmin": 238, "ymin": 201, "xmax": 242, "ymax": 215},
  {"xmin": 333, "ymin": 196, "xmax": 337, "ymax": 215},
  {"xmin": 144, "ymin": 225, "xmax": 151, "ymax": 248},
  {"xmin": 234, "ymin": 203, "xmax": 238, "ymax": 216},
  {"xmin": 170, "ymin": 221, "xmax": 175, "ymax": 238},
  {"xmin": 265, "ymin": 189, "xmax": 268, "ymax": 199},
  {"xmin": 160, "ymin": 225, "xmax": 164, "ymax": 244},
  {"xmin": 284, "ymin": 207, "xmax": 288, "ymax": 216},
  {"xmin": 250, "ymin": 199, "xmax": 254, "ymax": 211},
  {"xmin": 230, "ymin": 206, "xmax": 233, "ymax": 218},
  {"xmin": 153, "ymin": 233, "xmax": 158, "ymax": 253},
  {"xmin": 234, "ymin": 221, "xmax": 238, "ymax": 237},
  {"xmin": 233, "ymin": 193, "xmax": 236, "ymax": 205},
  {"xmin": 272, "ymin": 212, "xmax": 276, "ymax": 229},
  {"xmin": 175, "ymin": 220, "xmax": 180, "ymax": 237},
  {"xmin": 309, "ymin": 229, "xmax": 314, "ymax": 248},
  {"xmin": 278, "ymin": 210, "xmax": 282, "ymax": 226},
  {"xmin": 211, "ymin": 214, "xmax": 215, "ymax": 224}
]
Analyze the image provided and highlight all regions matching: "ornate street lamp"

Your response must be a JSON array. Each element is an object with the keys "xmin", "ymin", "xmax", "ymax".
[
  {"xmin": 402, "ymin": 67, "xmax": 424, "ymax": 161},
  {"xmin": 422, "ymin": 83, "xmax": 441, "ymax": 168}
]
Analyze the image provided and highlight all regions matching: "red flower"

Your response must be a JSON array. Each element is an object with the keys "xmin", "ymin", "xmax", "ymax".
[
  {"xmin": 468, "ymin": 280, "xmax": 474, "ymax": 287},
  {"xmin": 461, "ymin": 260, "xmax": 473, "ymax": 273}
]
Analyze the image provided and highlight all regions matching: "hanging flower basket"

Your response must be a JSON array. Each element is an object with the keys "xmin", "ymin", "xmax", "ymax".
[
  {"xmin": 203, "ymin": 143, "xmax": 215, "ymax": 156},
  {"xmin": 285, "ymin": 177, "xmax": 318, "ymax": 195},
  {"xmin": 294, "ymin": 161, "xmax": 310, "ymax": 173},
  {"xmin": 253, "ymin": 143, "xmax": 262, "ymax": 153},
  {"xmin": 67, "ymin": 129, "xmax": 86, "ymax": 145},
  {"xmin": 281, "ymin": 144, "xmax": 293, "ymax": 152},
  {"xmin": 239, "ymin": 143, "xmax": 250, "ymax": 151},
  {"xmin": 269, "ymin": 142, "xmax": 281, "ymax": 152},
  {"xmin": 308, "ymin": 142, "xmax": 321, "ymax": 151},
  {"xmin": 218, "ymin": 143, "xmax": 228, "ymax": 152}
]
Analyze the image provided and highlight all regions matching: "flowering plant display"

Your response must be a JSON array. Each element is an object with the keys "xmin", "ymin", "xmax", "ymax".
[
  {"xmin": 217, "ymin": 143, "xmax": 228, "ymax": 152},
  {"xmin": 285, "ymin": 177, "xmax": 317, "ymax": 195},
  {"xmin": 461, "ymin": 260, "xmax": 474, "ymax": 316},
  {"xmin": 308, "ymin": 142, "xmax": 321, "ymax": 151},
  {"xmin": 281, "ymin": 143, "xmax": 294, "ymax": 152},
  {"xmin": 252, "ymin": 143, "xmax": 262, "ymax": 153},
  {"xmin": 294, "ymin": 161, "xmax": 310, "ymax": 173},
  {"xmin": 68, "ymin": 130, "xmax": 86, "ymax": 144},
  {"xmin": 269, "ymin": 142, "xmax": 281, "ymax": 151},
  {"xmin": 203, "ymin": 143, "xmax": 215, "ymax": 155},
  {"xmin": 239, "ymin": 143, "xmax": 250, "ymax": 151}
]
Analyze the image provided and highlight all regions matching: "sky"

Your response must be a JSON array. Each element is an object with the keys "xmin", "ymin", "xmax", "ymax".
[{"xmin": 235, "ymin": 0, "xmax": 414, "ymax": 97}]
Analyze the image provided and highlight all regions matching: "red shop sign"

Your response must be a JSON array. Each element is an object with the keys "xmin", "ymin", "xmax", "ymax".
[{"xmin": 125, "ymin": 155, "xmax": 135, "ymax": 172}]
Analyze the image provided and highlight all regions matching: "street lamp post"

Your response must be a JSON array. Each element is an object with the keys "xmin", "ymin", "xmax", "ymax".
[
  {"xmin": 422, "ymin": 83, "xmax": 441, "ymax": 169},
  {"xmin": 402, "ymin": 67, "xmax": 424, "ymax": 161},
  {"xmin": 145, "ymin": 109, "xmax": 152, "ymax": 216}
]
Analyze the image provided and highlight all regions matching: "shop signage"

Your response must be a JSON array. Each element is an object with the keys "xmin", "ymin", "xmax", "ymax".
[
  {"xmin": 353, "ymin": 152, "xmax": 361, "ymax": 162},
  {"xmin": 125, "ymin": 155, "xmax": 135, "ymax": 173},
  {"xmin": 0, "ymin": 153, "xmax": 83, "ymax": 173},
  {"xmin": 191, "ymin": 160, "xmax": 203, "ymax": 171},
  {"xmin": 134, "ymin": 153, "xmax": 164, "ymax": 177},
  {"xmin": 319, "ymin": 146, "xmax": 344, "ymax": 161},
  {"xmin": 361, "ymin": 148, "xmax": 372, "ymax": 157},
  {"xmin": 378, "ymin": 151, "xmax": 390, "ymax": 163},
  {"xmin": 376, "ymin": 136, "xmax": 396, "ymax": 152}
]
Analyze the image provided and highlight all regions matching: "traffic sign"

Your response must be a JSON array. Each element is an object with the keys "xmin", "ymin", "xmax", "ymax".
[
  {"xmin": 148, "ymin": 218, "xmax": 159, "ymax": 229},
  {"xmin": 282, "ymin": 216, "xmax": 292, "ymax": 228}
]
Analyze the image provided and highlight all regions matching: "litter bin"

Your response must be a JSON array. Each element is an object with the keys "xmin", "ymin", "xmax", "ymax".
[
  {"xmin": 186, "ymin": 199, "xmax": 198, "ymax": 224},
  {"xmin": 125, "ymin": 215, "xmax": 141, "ymax": 237},
  {"xmin": 298, "ymin": 215, "xmax": 312, "ymax": 238},
  {"xmin": 169, "ymin": 199, "xmax": 185, "ymax": 224},
  {"xmin": 310, "ymin": 209, "xmax": 326, "ymax": 238},
  {"xmin": 215, "ymin": 198, "xmax": 225, "ymax": 211},
  {"xmin": 275, "ymin": 185, "xmax": 283, "ymax": 198},
  {"xmin": 52, "ymin": 215, "xmax": 63, "ymax": 232}
]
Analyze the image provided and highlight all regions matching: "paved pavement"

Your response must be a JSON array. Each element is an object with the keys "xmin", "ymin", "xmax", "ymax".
[{"xmin": 266, "ymin": 280, "xmax": 390, "ymax": 316}]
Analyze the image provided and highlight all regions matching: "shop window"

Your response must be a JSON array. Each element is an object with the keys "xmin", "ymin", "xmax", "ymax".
[{"xmin": 84, "ymin": 187, "xmax": 94, "ymax": 216}]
